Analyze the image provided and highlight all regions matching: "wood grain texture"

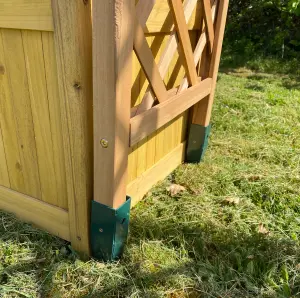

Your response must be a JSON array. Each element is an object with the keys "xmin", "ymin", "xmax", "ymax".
[
  {"xmin": 130, "ymin": 78, "xmax": 212, "ymax": 146},
  {"xmin": 1, "ymin": 29, "xmax": 41, "ymax": 199},
  {"xmin": 93, "ymin": 0, "xmax": 134, "ymax": 209},
  {"xmin": 169, "ymin": 0, "xmax": 198, "ymax": 86},
  {"xmin": 22, "ymin": 30, "xmax": 58, "ymax": 206},
  {"xmin": 42, "ymin": 31, "xmax": 68, "ymax": 209},
  {"xmin": 127, "ymin": 142, "xmax": 185, "ymax": 206},
  {"xmin": 0, "ymin": 30, "xmax": 24, "ymax": 191},
  {"xmin": 0, "ymin": 185, "xmax": 70, "ymax": 240},
  {"xmin": 51, "ymin": 0, "xmax": 93, "ymax": 254},
  {"xmin": 134, "ymin": 17, "xmax": 168, "ymax": 103},
  {"xmin": 0, "ymin": 0, "xmax": 53, "ymax": 31},
  {"xmin": 0, "ymin": 123, "xmax": 10, "ymax": 188}
]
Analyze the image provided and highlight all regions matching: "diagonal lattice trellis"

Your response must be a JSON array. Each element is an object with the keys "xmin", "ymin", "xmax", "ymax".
[
  {"xmin": 130, "ymin": 0, "xmax": 219, "ymax": 146},
  {"xmin": 93, "ymin": 0, "xmax": 229, "ymax": 215}
]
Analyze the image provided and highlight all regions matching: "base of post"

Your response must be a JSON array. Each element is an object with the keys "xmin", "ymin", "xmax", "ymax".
[
  {"xmin": 90, "ymin": 197, "xmax": 131, "ymax": 261},
  {"xmin": 186, "ymin": 124, "xmax": 211, "ymax": 163}
]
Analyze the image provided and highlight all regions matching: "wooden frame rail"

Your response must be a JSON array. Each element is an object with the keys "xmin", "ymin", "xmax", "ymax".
[{"xmin": 130, "ymin": 78, "xmax": 212, "ymax": 146}]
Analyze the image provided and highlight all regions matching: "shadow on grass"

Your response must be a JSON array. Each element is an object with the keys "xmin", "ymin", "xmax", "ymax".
[
  {"xmin": 281, "ymin": 78, "xmax": 300, "ymax": 90},
  {"xmin": 87, "ymin": 208, "xmax": 300, "ymax": 297},
  {"xmin": 1, "ymin": 203, "xmax": 300, "ymax": 297},
  {"xmin": 245, "ymin": 83, "xmax": 265, "ymax": 92}
]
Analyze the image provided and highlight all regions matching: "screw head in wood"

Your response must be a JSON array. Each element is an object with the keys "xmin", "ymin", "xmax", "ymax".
[{"xmin": 100, "ymin": 139, "xmax": 109, "ymax": 148}]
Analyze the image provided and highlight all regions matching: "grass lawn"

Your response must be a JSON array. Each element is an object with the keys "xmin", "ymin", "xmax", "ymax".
[{"xmin": 0, "ymin": 59, "xmax": 300, "ymax": 298}]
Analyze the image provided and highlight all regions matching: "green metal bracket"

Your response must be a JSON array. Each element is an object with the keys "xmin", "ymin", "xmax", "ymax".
[
  {"xmin": 186, "ymin": 124, "xmax": 211, "ymax": 163},
  {"xmin": 91, "ymin": 196, "xmax": 131, "ymax": 261}
]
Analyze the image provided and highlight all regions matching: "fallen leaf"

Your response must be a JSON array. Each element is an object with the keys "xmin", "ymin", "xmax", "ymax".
[
  {"xmin": 224, "ymin": 197, "xmax": 240, "ymax": 205},
  {"xmin": 258, "ymin": 223, "xmax": 270, "ymax": 235},
  {"xmin": 247, "ymin": 174, "xmax": 263, "ymax": 182},
  {"xmin": 166, "ymin": 184, "xmax": 186, "ymax": 196}
]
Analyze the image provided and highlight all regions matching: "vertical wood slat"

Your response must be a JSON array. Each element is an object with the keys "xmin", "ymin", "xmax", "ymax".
[
  {"xmin": 0, "ymin": 123, "xmax": 10, "ymax": 188},
  {"xmin": 192, "ymin": 0, "xmax": 229, "ymax": 126},
  {"xmin": 93, "ymin": 0, "xmax": 134, "ymax": 208},
  {"xmin": 51, "ymin": 0, "xmax": 93, "ymax": 254},
  {"xmin": 22, "ymin": 30, "xmax": 58, "ymax": 206},
  {"xmin": 169, "ymin": 0, "xmax": 198, "ymax": 86},
  {"xmin": 0, "ymin": 29, "xmax": 25, "ymax": 192},
  {"xmin": 202, "ymin": 0, "xmax": 215, "ymax": 52},
  {"xmin": 42, "ymin": 32, "xmax": 68, "ymax": 209},
  {"xmin": 134, "ymin": 17, "xmax": 168, "ymax": 103},
  {"xmin": 1, "ymin": 29, "xmax": 41, "ymax": 199}
]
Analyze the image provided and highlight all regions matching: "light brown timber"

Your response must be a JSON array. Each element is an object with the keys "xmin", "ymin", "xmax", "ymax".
[
  {"xmin": 0, "ymin": 185, "xmax": 70, "ymax": 241},
  {"xmin": 51, "ymin": 0, "xmax": 93, "ymax": 254},
  {"xmin": 130, "ymin": 78, "xmax": 212, "ymax": 146},
  {"xmin": 93, "ymin": 0, "xmax": 134, "ymax": 209}
]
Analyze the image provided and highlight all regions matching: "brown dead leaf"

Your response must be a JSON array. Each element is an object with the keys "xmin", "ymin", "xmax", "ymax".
[
  {"xmin": 258, "ymin": 223, "xmax": 270, "ymax": 235},
  {"xmin": 166, "ymin": 184, "xmax": 186, "ymax": 196},
  {"xmin": 247, "ymin": 174, "xmax": 263, "ymax": 182},
  {"xmin": 224, "ymin": 197, "xmax": 240, "ymax": 205}
]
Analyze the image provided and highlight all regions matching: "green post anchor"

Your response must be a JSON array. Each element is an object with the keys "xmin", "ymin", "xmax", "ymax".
[
  {"xmin": 186, "ymin": 124, "xmax": 211, "ymax": 163},
  {"xmin": 91, "ymin": 197, "xmax": 131, "ymax": 261}
]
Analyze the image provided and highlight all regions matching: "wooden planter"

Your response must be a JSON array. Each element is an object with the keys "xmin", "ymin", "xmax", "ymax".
[{"xmin": 0, "ymin": 0, "xmax": 228, "ymax": 260}]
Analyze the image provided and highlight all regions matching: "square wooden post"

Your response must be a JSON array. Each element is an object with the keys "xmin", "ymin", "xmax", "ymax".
[
  {"xmin": 92, "ymin": 0, "xmax": 134, "ymax": 261},
  {"xmin": 186, "ymin": 0, "xmax": 229, "ymax": 162}
]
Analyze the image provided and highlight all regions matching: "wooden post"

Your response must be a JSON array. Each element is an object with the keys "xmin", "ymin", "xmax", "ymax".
[
  {"xmin": 92, "ymin": 0, "xmax": 134, "ymax": 261},
  {"xmin": 186, "ymin": 0, "xmax": 229, "ymax": 162},
  {"xmin": 51, "ymin": 0, "xmax": 93, "ymax": 256}
]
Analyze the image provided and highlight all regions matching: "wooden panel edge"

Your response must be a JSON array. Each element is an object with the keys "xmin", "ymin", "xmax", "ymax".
[
  {"xmin": 0, "ymin": 0, "xmax": 54, "ymax": 32},
  {"xmin": 127, "ymin": 142, "xmax": 186, "ymax": 207},
  {"xmin": 0, "ymin": 185, "xmax": 70, "ymax": 241}
]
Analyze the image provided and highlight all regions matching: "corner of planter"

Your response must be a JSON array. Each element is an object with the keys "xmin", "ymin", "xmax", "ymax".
[
  {"xmin": 186, "ymin": 124, "xmax": 211, "ymax": 163},
  {"xmin": 90, "ymin": 196, "xmax": 131, "ymax": 261}
]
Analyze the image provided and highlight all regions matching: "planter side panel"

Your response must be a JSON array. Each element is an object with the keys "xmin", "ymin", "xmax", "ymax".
[{"xmin": 0, "ymin": 28, "xmax": 68, "ymax": 210}]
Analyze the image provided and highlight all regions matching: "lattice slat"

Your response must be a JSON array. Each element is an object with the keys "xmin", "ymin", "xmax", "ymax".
[
  {"xmin": 136, "ymin": 0, "xmax": 156, "ymax": 28},
  {"xmin": 134, "ymin": 17, "xmax": 168, "ymax": 103},
  {"xmin": 202, "ymin": 0, "xmax": 215, "ymax": 52},
  {"xmin": 129, "ymin": 0, "xmax": 226, "ymax": 145},
  {"xmin": 169, "ymin": 0, "xmax": 198, "ymax": 86},
  {"xmin": 133, "ymin": 0, "xmax": 198, "ymax": 116},
  {"xmin": 178, "ymin": 0, "xmax": 218, "ymax": 92}
]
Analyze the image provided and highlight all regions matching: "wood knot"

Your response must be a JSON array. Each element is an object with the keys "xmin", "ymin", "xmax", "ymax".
[
  {"xmin": 16, "ymin": 162, "xmax": 22, "ymax": 171},
  {"xmin": 73, "ymin": 82, "xmax": 81, "ymax": 90},
  {"xmin": 83, "ymin": 0, "xmax": 88, "ymax": 5},
  {"xmin": 0, "ymin": 65, "xmax": 5, "ymax": 75}
]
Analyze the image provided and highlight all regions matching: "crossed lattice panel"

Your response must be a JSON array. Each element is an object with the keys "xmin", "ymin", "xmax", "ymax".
[{"xmin": 130, "ymin": 0, "xmax": 219, "ymax": 146}]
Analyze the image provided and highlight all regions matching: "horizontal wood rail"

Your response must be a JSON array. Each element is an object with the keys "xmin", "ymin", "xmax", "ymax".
[
  {"xmin": 0, "ymin": 185, "xmax": 70, "ymax": 240},
  {"xmin": 0, "ymin": 0, "xmax": 53, "ymax": 31},
  {"xmin": 130, "ymin": 78, "xmax": 212, "ymax": 146}
]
